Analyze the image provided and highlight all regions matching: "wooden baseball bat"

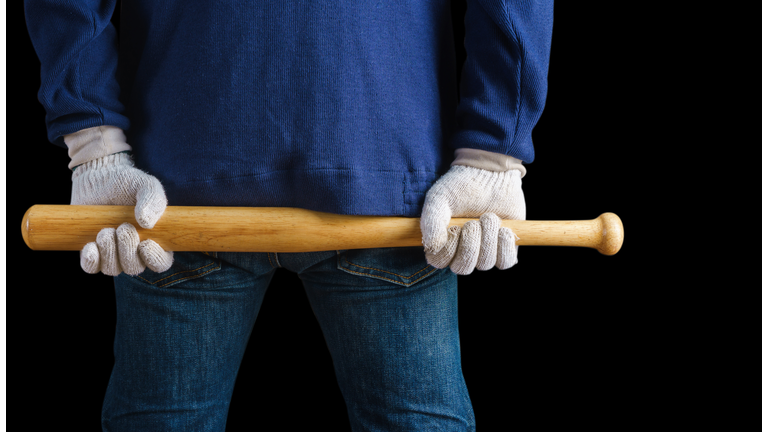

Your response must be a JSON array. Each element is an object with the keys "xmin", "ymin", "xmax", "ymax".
[{"xmin": 21, "ymin": 205, "xmax": 624, "ymax": 255}]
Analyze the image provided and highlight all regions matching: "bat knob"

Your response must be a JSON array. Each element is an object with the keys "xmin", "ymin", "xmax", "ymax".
[{"xmin": 597, "ymin": 212, "xmax": 623, "ymax": 256}]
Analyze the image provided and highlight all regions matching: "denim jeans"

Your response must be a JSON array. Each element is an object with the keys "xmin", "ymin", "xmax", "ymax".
[{"xmin": 102, "ymin": 247, "xmax": 475, "ymax": 431}]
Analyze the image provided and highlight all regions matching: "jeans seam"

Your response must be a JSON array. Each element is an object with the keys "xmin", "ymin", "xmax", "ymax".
[
  {"xmin": 341, "ymin": 255, "xmax": 433, "ymax": 279},
  {"xmin": 267, "ymin": 253, "xmax": 281, "ymax": 268},
  {"xmin": 154, "ymin": 267, "xmax": 220, "ymax": 288},
  {"xmin": 341, "ymin": 266, "xmax": 439, "ymax": 286},
  {"xmin": 136, "ymin": 261, "xmax": 218, "ymax": 285}
]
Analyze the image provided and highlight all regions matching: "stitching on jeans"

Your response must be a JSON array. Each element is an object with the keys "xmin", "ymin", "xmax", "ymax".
[
  {"xmin": 267, "ymin": 253, "xmax": 275, "ymax": 269},
  {"xmin": 342, "ymin": 256, "xmax": 432, "ymax": 279},
  {"xmin": 341, "ymin": 266, "xmax": 438, "ymax": 286},
  {"xmin": 136, "ymin": 262, "xmax": 217, "ymax": 285},
  {"xmin": 155, "ymin": 267, "xmax": 219, "ymax": 288}
]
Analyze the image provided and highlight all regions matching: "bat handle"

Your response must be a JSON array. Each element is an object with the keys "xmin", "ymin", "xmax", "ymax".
[{"xmin": 483, "ymin": 212, "xmax": 623, "ymax": 255}]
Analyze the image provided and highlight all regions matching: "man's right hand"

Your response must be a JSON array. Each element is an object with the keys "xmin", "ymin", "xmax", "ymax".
[{"xmin": 70, "ymin": 151, "xmax": 173, "ymax": 276}]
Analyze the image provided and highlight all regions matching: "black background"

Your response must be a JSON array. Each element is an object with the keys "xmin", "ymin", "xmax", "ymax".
[{"xmin": 9, "ymin": 2, "xmax": 711, "ymax": 430}]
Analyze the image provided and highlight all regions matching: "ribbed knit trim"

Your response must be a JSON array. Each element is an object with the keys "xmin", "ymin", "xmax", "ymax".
[
  {"xmin": 71, "ymin": 151, "xmax": 134, "ymax": 176},
  {"xmin": 450, "ymin": 148, "xmax": 527, "ymax": 178},
  {"xmin": 64, "ymin": 125, "xmax": 133, "ymax": 170}
]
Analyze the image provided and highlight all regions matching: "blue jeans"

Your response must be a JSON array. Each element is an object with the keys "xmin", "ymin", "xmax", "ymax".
[{"xmin": 102, "ymin": 247, "xmax": 475, "ymax": 431}]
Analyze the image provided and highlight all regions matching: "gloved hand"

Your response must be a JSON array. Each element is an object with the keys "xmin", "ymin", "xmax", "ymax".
[
  {"xmin": 67, "ymin": 126, "xmax": 173, "ymax": 276},
  {"xmin": 420, "ymin": 148, "xmax": 526, "ymax": 275}
]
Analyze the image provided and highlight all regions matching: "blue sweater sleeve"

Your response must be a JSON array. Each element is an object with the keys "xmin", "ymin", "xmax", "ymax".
[
  {"xmin": 452, "ymin": 0, "xmax": 553, "ymax": 164},
  {"xmin": 24, "ymin": 0, "xmax": 129, "ymax": 148}
]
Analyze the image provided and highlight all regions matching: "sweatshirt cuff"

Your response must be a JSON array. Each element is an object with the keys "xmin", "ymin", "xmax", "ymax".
[
  {"xmin": 450, "ymin": 148, "xmax": 527, "ymax": 178},
  {"xmin": 64, "ymin": 126, "xmax": 133, "ymax": 170}
]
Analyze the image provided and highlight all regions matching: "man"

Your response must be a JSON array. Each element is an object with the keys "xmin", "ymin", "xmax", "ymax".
[{"xmin": 25, "ymin": 0, "xmax": 552, "ymax": 430}]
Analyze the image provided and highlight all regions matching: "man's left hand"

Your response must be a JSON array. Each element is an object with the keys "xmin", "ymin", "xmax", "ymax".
[{"xmin": 420, "ymin": 164, "xmax": 525, "ymax": 275}]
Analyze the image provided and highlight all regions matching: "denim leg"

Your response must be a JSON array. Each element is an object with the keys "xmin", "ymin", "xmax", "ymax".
[
  {"xmin": 102, "ymin": 252, "xmax": 275, "ymax": 432},
  {"xmin": 293, "ymin": 247, "xmax": 475, "ymax": 431}
]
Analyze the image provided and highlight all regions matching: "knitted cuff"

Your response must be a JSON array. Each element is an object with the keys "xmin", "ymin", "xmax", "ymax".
[
  {"xmin": 64, "ymin": 125, "xmax": 133, "ymax": 170},
  {"xmin": 71, "ymin": 151, "xmax": 134, "ymax": 177},
  {"xmin": 450, "ymin": 148, "xmax": 527, "ymax": 178}
]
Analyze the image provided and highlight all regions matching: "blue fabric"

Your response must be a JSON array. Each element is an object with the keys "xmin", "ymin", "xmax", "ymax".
[
  {"xmin": 105, "ymin": 249, "xmax": 471, "ymax": 431},
  {"xmin": 25, "ymin": 0, "xmax": 552, "ymax": 217}
]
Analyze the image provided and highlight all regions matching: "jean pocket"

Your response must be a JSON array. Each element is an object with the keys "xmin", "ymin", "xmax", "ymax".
[
  {"xmin": 132, "ymin": 251, "xmax": 221, "ymax": 289},
  {"xmin": 336, "ymin": 247, "xmax": 440, "ymax": 287}
]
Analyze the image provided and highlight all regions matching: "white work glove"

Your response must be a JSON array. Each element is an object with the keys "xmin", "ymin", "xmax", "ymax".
[
  {"xmin": 420, "ymin": 148, "xmax": 526, "ymax": 275},
  {"xmin": 67, "ymin": 126, "xmax": 173, "ymax": 276}
]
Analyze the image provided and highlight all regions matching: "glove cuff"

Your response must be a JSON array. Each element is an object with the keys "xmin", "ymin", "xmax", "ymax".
[
  {"xmin": 450, "ymin": 148, "xmax": 527, "ymax": 178},
  {"xmin": 64, "ymin": 126, "xmax": 133, "ymax": 170},
  {"xmin": 71, "ymin": 151, "xmax": 134, "ymax": 180}
]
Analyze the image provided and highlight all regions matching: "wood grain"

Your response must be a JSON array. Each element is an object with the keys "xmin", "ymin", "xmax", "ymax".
[{"xmin": 22, "ymin": 205, "xmax": 623, "ymax": 255}]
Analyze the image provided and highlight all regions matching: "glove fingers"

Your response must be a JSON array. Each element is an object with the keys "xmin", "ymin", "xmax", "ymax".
[
  {"xmin": 425, "ymin": 225, "xmax": 461, "ymax": 269},
  {"xmin": 116, "ymin": 223, "xmax": 146, "ymax": 275},
  {"xmin": 138, "ymin": 240, "xmax": 174, "ymax": 273},
  {"xmin": 450, "ymin": 220, "xmax": 481, "ymax": 275},
  {"xmin": 476, "ymin": 213, "xmax": 501, "ymax": 271},
  {"xmin": 134, "ymin": 177, "xmax": 167, "ymax": 229},
  {"xmin": 80, "ymin": 242, "xmax": 100, "ymax": 274},
  {"xmin": 96, "ymin": 228, "xmax": 122, "ymax": 276},
  {"xmin": 496, "ymin": 227, "xmax": 519, "ymax": 270},
  {"xmin": 420, "ymin": 197, "xmax": 453, "ymax": 255}
]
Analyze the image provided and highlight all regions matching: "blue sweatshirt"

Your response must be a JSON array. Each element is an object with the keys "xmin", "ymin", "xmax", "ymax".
[{"xmin": 25, "ymin": 0, "xmax": 553, "ymax": 217}]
